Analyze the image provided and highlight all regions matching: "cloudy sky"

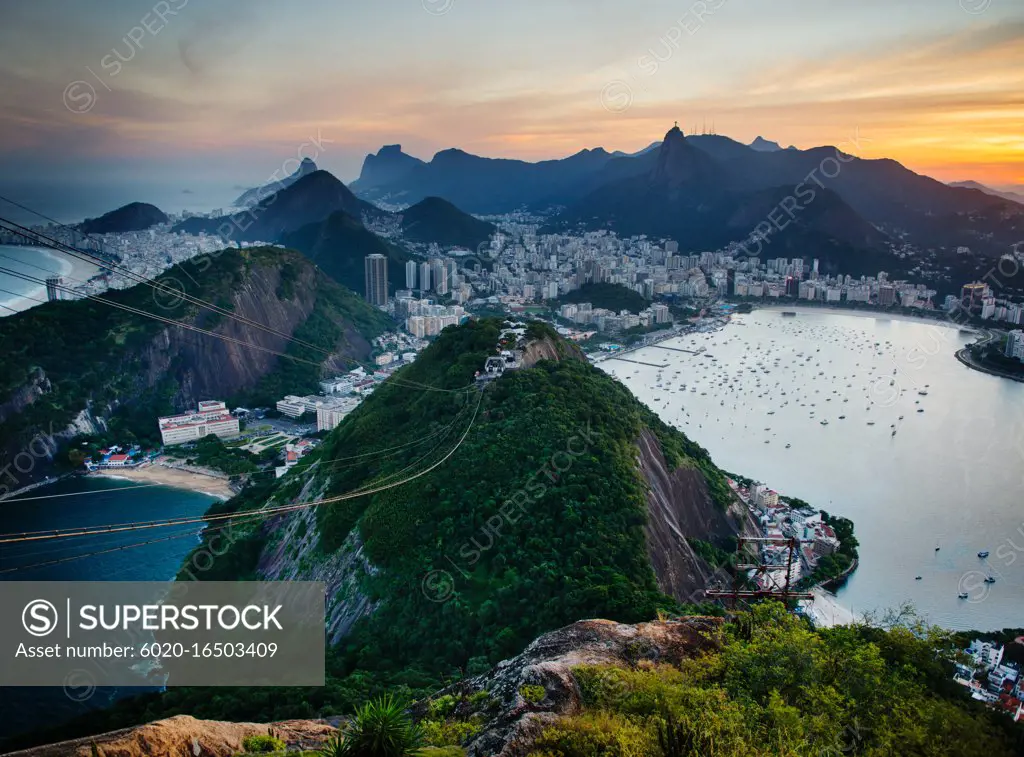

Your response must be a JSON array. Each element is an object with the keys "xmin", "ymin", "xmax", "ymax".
[{"xmin": 1, "ymin": 0, "xmax": 1021, "ymax": 194}]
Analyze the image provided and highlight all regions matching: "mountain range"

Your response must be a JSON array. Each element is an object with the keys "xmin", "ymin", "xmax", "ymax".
[
  {"xmin": 948, "ymin": 180, "xmax": 1024, "ymax": 207},
  {"xmin": 350, "ymin": 127, "xmax": 1024, "ymax": 273},
  {"xmin": 170, "ymin": 171, "xmax": 493, "ymax": 295}
]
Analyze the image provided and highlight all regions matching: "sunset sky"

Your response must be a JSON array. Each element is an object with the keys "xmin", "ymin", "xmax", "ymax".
[{"xmin": 1, "ymin": 0, "xmax": 1021, "ymax": 192}]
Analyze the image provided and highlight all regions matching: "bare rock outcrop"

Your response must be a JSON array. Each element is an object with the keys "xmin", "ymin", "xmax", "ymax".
[
  {"xmin": 3, "ymin": 715, "xmax": 337, "ymax": 757},
  {"xmin": 636, "ymin": 429, "xmax": 760, "ymax": 602},
  {"xmin": 518, "ymin": 335, "xmax": 585, "ymax": 369}
]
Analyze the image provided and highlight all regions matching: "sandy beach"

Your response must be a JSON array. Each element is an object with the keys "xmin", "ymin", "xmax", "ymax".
[
  {"xmin": 93, "ymin": 461, "xmax": 234, "ymax": 500},
  {"xmin": 0, "ymin": 245, "xmax": 101, "ymax": 314}
]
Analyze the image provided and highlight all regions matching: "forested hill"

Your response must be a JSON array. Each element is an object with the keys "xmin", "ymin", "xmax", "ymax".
[
  {"xmin": 0, "ymin": 246, "xmax": 391, "ymax": 478},
  {"xmin": 182, "ymin": 318, "xmax": 744, "ymax": 678},
  {"xmin": 557, "ymin": 282, "xmax": 651, "ymax": 313}
]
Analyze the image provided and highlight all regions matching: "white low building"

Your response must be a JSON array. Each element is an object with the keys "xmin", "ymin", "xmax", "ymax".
[{"xmin": 158, "ymin": 400, "xmax": 240, "ymax": 445}]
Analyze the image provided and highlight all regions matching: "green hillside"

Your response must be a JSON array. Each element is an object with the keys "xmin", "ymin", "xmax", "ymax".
[
  {"xmin": 400, "ymin": 196, "xmax": 496, "ymax": 250},
  {"xmin": 0, "ymin": 246, "xmax": 391, "ymax": 455},
  {"xmin": 557, "ymin": 282, "xmax": 650, "ymax": 314},
  {"xmin": 282, "ymin": 210, "xmax": 413, "ymax": 296}
]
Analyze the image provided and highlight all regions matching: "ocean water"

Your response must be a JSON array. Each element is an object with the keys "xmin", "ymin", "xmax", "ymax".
[
  {"xmin": 0, "ymin": 245, "xmax": 84, "ymax": 313},
  {"xmin": 0, "ymin": 180, "xmax": 239, "ymax": 226},
  {"xmin": 0, "ymin": 476, "xmax": 218, "ymax": 740},
  {"xmin": 601, "ymin": 308, "xmax": 1024, "ymax": 632}
]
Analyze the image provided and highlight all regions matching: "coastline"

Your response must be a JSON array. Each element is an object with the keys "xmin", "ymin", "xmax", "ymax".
[
  {"xmin": 955, "ymin": 346, "xmax": 1024, "ymax": 384},
  {"xmin": 91, "ymin": 462, "xmax": 233, "ymax": 500},
  {"xmin": 755, "ymin": 302, "xmax": 977, "ymax": 332},
  {"xmin": 0, "ymin": 245, "xmax": 101, "ymax": 315}
]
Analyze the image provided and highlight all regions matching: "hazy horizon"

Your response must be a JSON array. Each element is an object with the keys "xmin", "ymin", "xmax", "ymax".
[{"xmin": 1, "ymin": 0, "xmax": 1022, "ymax": 195}]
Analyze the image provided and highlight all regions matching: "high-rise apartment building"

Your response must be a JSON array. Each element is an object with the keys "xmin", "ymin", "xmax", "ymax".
[{"xmin": 364, "ymin": 254, "xmax": 389, "ymax": 306}]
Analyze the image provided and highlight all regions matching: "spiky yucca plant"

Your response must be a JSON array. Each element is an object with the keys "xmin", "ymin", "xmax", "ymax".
[{"xmin": 330, "ymin": 693, "xmax": 424, "ymax": 757}]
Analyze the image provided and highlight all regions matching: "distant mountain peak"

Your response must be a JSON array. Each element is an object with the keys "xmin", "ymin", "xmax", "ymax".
[
  {"xmin": 665, "ymin": 124, "xmax": 686, "ymax": 142},
  {"xmin": 233, "ymin": 157, "xmax": 317, "ymax": 207},
  {"xmin": 80, "ymin": 202, "xmax": 168, "ymax": 235},
  {"xmin": 353, "ymin": 144, "xmax": 426, "ymax": 190},
  {"xmin": 651, "ymin": 124, "xmax": 716, "ymax": 187},
  {"xmin": 749, "ymin": 136, "xmax": 783, "ymax": 152}
]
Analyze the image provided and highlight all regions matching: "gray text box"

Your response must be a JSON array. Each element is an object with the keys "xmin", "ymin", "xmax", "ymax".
[{"xmin": 1, "ymin": 581, "xmax": 325, "ymax": 686}]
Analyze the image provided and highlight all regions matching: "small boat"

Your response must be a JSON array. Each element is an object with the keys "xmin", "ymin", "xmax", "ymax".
[
  {"xmin": 958, "ymin": 592, "xmax": 969, "ymax": 599},
  {"xmin": 915, "ymin": 576, "xmax": 922, "ymax": 580},
  {"xmin": 978, "ymin": 551, "xmax": 989, "ymax": 558},
  {"xmin": 935, "ymin": 546, "xmax": 941, "ymax": 552},
  {"xmin": 984, "ymin": 576, "xmax": 996, "ymax": 584}
]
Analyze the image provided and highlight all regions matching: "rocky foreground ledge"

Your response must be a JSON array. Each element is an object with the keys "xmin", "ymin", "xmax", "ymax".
[
  {"xmin": 5, "ymin": 617, "xmax": 722, "ymax": 757},
  {"xmin": 3, "ymin": 716, "xmax": 336, "ymax": 757},
  {"xmin": 420, "ymin": 616, "xmax": 724, "ymax": 757}
]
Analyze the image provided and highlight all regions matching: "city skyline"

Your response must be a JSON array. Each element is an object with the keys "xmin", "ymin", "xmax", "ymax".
[{"xmin": 0, "ymin": 0, "xmax": 1021, "ymax": 191}]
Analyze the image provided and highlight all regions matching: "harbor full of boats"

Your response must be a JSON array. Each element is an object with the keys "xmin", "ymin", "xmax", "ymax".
[{"xmin": 598, "ymin": 307, "xmax": 1024, "ymax": 631}]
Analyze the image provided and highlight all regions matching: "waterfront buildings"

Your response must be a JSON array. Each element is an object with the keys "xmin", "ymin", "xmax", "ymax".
[
  {"xmin": 158, "ymin": 400, "xmax": 240, "ymax": 445},
  {"xmin": 1006, "ymin": 331, "xmax": 1024, "ymax": 361},
  {"xmin": 45, "ymin": 277, "xmax": 64, "ymax": 302},
  {"xmin": 954, "ymin": 639, "xmax": 1023, "ymax": 721}
]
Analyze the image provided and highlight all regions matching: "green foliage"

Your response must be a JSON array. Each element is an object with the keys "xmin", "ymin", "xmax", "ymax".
[
  {"xmin": 427, "ymin": 695, "xmax": 458, "ymax": 719},
  {"xmin": 334, "ymin": 694, "xmax": 423, "ymax": 757},
  {"xmin": 553, "ymin": 603, "xmax": 1020, "ymax": 756},
  {"xmin": 519, "ymin": 685, "xmax": 546, "ymax": 705},
  {"xmin": 528, "ymin": 711, "xmax": 656, "ymax": 757},
  {"xmin": 687, "ymin": 538, "xmax": 733, "ymax": 569},
  {"xmin": 319, "ymin": 733, "xmax": 347, "ymax": 757},
  {"xmin": 169, "ymin": 433, "xmax": 258, "ymax": 475},
  {"xmin": 315, "ymin": 320, "xmax": 691, "ymax": 674},
  {"xmin": 242, "ymin": 733, "xmax": 286, "ymax": 752},
  {"xmin": 419, "ymin": 719, "xmax": 481, "ymax": 748},
  {"xmin": 235, "ymin": 270, "xmax": 391, "ymax": 407},
  {"xmin": 556, "ymin": 283, "xmax": 650, "ymax": 314}
]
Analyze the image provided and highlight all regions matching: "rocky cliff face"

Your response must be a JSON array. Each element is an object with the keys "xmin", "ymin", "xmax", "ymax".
[
  {"xmin": 518, "ymin": 334, "xmax": 585, "ymax": 369},
  {"xmin": 255, "ymin": 475, "xmax": 379, "ymax": 644},
  {"xmin": 636, "ymin": 429, "xmax": 759, "ymax": 602},
  {"xmin": 419, "ymin": 617, "xmax": 723, "ymax": 757}
]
